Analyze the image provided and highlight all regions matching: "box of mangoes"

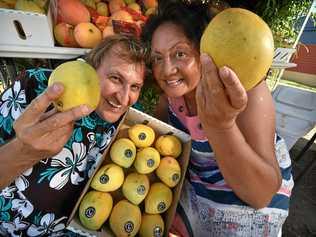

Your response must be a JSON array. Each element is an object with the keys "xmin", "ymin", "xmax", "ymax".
[{"xmin": 68, "ymin": 107, "xmax": 191, "ymax": 237}]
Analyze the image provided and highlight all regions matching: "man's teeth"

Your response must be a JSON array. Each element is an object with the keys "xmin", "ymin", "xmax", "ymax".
[
  {"xmin": 166, "ymin": 79, "xmax": 182, "ymax": 86},
  {"xmin": 107, "ymin": 100, "xmax": 122, "ymax": 108}
]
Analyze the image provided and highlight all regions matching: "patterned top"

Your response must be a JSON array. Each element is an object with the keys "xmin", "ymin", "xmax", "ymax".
[
  {"xmin": 0, "ymin": 68, "xmax": 120, "ymax": 237},
  {"xmin": 168, "ymin": 96, "xmax": 294, "ymax": 237}
]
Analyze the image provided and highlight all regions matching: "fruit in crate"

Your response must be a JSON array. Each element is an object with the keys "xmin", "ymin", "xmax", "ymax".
[
  {"xmin": 128, "ymin": 124, "xmax": 155, "ymax": 148},
  {"xmin": 110, "ymin": 9, "xmax": 134, "ymax": 25},
  {"xmin": 123, "ymin": 0, "xmax": 135, "ymax": 4},
  {"xmin": 109, "ymin": 200, "xmax": 142, "ymax": 237},
  {"xmin": 1, "ymin": 0, "xmax": 16, "ymax": 8},
  {"xmin": 74, "ymin": 22, "xmax": 102, "ymax": 48},
  {"xmin": 200, "ymin": 8, "xmax": 274, "ymax": 91},
  {"xmin": 79, "ymin": 191, "xmax": 113, "ymax": 230},
  {"xmin": 90, "ymin": 163, "xmax": 124, "ymax": 192},
  {"xmin": 15, "ymin": 0, "xmax": 45, "ymax": 14},
  {"xmin": 134, "ymin": 147, "xmax": 160, "ymax": 174},
  {"xmin": 96, "ymin": 2, "xmax": 109, "ymax": 16},
  {"xmin": 143, "ymin": 0, "xmax": 157, "ymax": 9},
  {"xmin": 127, "ymin": 3, "xmax": 141, "ymax": 13},
  {"xmin": 145, "ymin": 182, "xmax": 173, "ymax": 214},
  {"xmin": 156, "ymin": 156, "xmax": 181, "ymax": 188},
  {"xmin": 145, "ymin": 7, "xmax": 156, "ymax": 16},
  {"xmin": 139, "ymin": 214, "xmax": 164, "ymax": 237},
  {"xmin": 109, "ymin": 0, "xmax": 126, "ymax": 14},
  {"xmin": 54, "ymin": 23, "xmax": 79, "ymax": 47},
  {"xmin": 48, "ymin": 60, "xmax": 101, "ymax": 111},
  {"xmin": 155, "ymin": 135, "xmax": 182, "ymax": 158},
  {"xmin": 110, "ymin": 138, "xmax": 136, "ymax": 168},
  {"xmin": 57, "ymin": 0, "xmax": 90, "ymax": 25},
  {"xmin": 80, "ymin": 0, "xmax": 96, "ymax": 9},
  {"xmin": 33, "ymin": 0, "xmax": 48, "ymax": 9},
  {"xmin": 0, "ymin": 2, "xmax": 10, "ymax": 8},
  {"xmin": 122, "ymin": 172, "xmax": 150, "ymax": 205}
]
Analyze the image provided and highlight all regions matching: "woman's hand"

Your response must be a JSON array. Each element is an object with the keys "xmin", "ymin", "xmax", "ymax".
[
  {"xmin": 196, "ymin": 54, "xmax": 248, "ymax": 131},
  {"xmin": 13, "ymin": 83, "xmax": 92, "ymax": 159}
]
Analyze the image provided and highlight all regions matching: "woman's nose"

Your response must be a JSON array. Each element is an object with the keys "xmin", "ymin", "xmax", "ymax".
[{"xmin": 163, "ymin": 58, "xmax": 178, "ymax": 76}]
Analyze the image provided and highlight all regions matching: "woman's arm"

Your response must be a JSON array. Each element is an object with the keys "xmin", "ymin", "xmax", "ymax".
[{"xmin": 196, "ymin": 55, "xmax": 281, "ymax": 209}]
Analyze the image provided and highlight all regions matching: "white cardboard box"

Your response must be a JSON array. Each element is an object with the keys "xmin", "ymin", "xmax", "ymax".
[
  {"xmin": 67, "ymin": 107, "xmax": 192, "ymax": 237},
  {"xmin": 0, "ymin": 8, "xmax": 54, "ymax": 47}
]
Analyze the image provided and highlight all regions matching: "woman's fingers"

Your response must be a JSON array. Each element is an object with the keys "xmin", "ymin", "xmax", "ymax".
[
  {"xmin": 219, "ymin": 67, "xmax": 248, "ymax": 111},
  {"xmin": 22, "ymin": 83, "xmax": 64, "ymax": 123}
]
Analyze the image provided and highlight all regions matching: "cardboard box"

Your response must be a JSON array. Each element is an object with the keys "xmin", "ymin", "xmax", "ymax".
[
  {"xmin": 67, "ymin": 107, "xmax": 192, "ymax": 236},
  {"xmin": 0, "ymin": 8, "xmax": 54, "ymax": 47}
]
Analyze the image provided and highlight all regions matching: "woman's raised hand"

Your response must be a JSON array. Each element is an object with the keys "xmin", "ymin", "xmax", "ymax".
[
  {"xmin": 13, "ymin": 83, "xmax": 92, "ymax": 159},
  {"xmin": 196, "ymin": 54, "xmax": 248, "ymax": 131}
]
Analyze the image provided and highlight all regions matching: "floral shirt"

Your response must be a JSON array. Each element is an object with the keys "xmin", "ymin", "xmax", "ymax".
[{"xmin": 0, "ymin": 68, "xmax": 120, "ymax": 236}]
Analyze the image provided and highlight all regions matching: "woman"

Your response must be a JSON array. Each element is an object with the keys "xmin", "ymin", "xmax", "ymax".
[
  {"xmin": 142, "ymin": 2, "xmax": 293, "ymax": 236},
  {"xmin": 0, "ymin": 35, "xmax": 148, "ymax": 236}
]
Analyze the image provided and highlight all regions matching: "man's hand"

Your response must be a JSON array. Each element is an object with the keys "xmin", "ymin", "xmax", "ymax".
[
  {"xmin": 13, "ymin": 83, "xmax": 92, "ymax": 159},
  {"xmin": 196, "ymin": 54, "xmax": 248, "ymax": 131}
]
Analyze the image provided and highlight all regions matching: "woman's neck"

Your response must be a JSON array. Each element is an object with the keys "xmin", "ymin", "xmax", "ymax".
[{"xmin": 183, "ymin": 90, "xmax": 197, "ymax": 116}]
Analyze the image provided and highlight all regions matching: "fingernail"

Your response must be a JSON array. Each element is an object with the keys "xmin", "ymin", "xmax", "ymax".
[
  {"xmin": 52, "ymin": 83, "xmax": 63, "ymax": 93},
  {"xmin": 220, "ymin": 67, "xmax": 229, "ymax": 78}
]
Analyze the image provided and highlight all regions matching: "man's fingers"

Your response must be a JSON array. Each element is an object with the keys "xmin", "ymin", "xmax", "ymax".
[
  {"xmin": 23, "ymin": 83, "xmax": 64, "ymax": 123},
  {"xmin": 219, "ymin": 67, "xmax": 248, "ymax": 110},
  {"xmin": 31, "ymin": 104, "xmax": 92, "ymax": 137}
]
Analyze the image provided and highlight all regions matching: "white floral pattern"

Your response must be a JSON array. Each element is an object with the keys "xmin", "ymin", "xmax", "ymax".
[
  {"xmin": 26, "ymin": 213, "xmax": 66, "ymax": 236},
  {"xmin": 49, "ymin": 143, "xmax": 87, "ymax": 190},
  {"xmin": 0, "ymin": 81, "xmax": 26, "ymax": 120},
  {"xmin": 0, "ymin": 216, "xmax": 29, "ymax": 237},
  {"xmin": 11, "ymin": 198, "xmax": 34, "ymax": 218},
  {"xmin": 15, "ymin": 167, "xmax": 33, "ymax": 192}
]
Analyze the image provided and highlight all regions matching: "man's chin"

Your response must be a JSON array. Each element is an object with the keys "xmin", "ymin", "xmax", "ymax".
[{"xmin": 97, "ymin": 110, "xmax": 125, "ymax": 123}]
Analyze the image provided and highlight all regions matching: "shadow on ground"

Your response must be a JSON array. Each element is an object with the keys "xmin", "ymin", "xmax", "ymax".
[{"xmin": 282, "ymin": 138, "xmax": 316, "ymax": 237}]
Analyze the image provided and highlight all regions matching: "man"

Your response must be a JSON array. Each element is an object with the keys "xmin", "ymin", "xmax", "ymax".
[{"xmin": 0, "ymin": 35, "xmax": 148, "ymax": 236}]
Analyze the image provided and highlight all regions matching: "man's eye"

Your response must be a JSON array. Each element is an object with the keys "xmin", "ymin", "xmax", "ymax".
[
  {"xmin": 109, "ymin": 75, "xmax": 120, "ymax": 82},
  {"xmin": 131, "ymin": 85, "xmax": 141, "ymax": 92}
]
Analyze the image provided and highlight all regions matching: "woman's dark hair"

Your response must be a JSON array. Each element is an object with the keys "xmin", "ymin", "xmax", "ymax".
[{"xmin": 141, "ymin": 0, "xmax": 211, "ymax": 51}]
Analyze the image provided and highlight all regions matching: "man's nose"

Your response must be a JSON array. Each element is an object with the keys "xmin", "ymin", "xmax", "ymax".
[
  {"xmin": 163, "ymin": 58, "xmax": 178, "ymax": 76},
  {"xmin": 118, "ymin": 87, "xmax": 130, "ymax": 106}
]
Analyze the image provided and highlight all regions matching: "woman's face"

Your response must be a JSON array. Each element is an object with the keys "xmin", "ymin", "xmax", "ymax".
[
  {"xmin": 95, "ymin": 45, "xmax": 145, "ymax": 123},
  {"xmin": 151, "ymin": 23, "xmax": 201, "ymax": 98}
]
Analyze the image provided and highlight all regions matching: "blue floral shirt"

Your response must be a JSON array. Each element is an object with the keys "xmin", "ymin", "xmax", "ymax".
[{"xmin": 0, "ymin": 68, "xmax": 120, "ymax": 236}]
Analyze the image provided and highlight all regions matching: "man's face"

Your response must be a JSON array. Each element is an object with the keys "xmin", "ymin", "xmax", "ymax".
[{"xmin": 95, "ymin": 45, "xmax": 145, "ymax": 123}]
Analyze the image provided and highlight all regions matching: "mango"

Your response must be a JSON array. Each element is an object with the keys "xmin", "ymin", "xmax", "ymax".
[
  {"xmin": 110, "ymin": 138, "xmax": 136, "ymax": 168},
  {"xmin": 155, "ymin": 135, "xmax": 182, "ymax": 158},
  {"xmin": 54, "ymin": 23, "xmax": 79, "ymax": 48},
  {"xmin": 57, "ymin": 0, "xmax": 90, "ymax": 25},
  {"xmin": 48, "ymin": 60, "xmax": 101, "ymax": 112},
  {"xmin": 74, "ymin": 22, "xmax": 102, "ymax": 48},
  {"xmin": 122, "ymin": 172, "xmax": 150, "ymax": 205},
  {"xmin": 145, "ymin": 182, "xmax": 173, "ymax": 214},
  {"xmin": 15, "ymin": 0, "xmax": 45, "ymax": 14},
  {"xmin": 79, "ymin": 191, "xmax": 113, "ymax": 230},
  {"xmin": 128, "ymin": 124, "xmax": 155, "ymax": 148},
  {"xmin": 156, "ymin": 156, "xmax": 181, "ymax": 188},
  {"xmin": 90, "ymin": 163, "xmax": 124, "ymax": 192},
  {"xmin": 109, "ymin": 200, "xmax": 141, "ymax": 237},
  {"xmin": 200, "ymin": 8, "xmax": 274, "ymax": 91},
  {"xmin": 139, "ymin": 214, "xmax": 164, "ymax": 237},
  {"xmin": 134, "ymin": 147, "xmax": 160, "ymax": 174}
]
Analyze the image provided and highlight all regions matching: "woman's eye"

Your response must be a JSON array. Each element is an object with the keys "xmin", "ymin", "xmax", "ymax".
[
  {"xmin": 151, "ymin": 56, "xmax": 162, "ymax": 64},
  {"xmin": 175, "ymin": 51, "xmax": 186, "ymax": 59}
]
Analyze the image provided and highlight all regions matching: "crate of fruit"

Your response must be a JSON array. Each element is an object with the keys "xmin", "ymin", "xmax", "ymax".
[{"xmin": 67, "ymin": 107, "xmax": 191, "ymax": 237}]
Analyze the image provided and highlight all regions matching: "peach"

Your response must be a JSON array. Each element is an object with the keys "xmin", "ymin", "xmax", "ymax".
[
  {"xmin": 54, "ymin": 22, "xmax": 79, "ymax": 47},
  {"xmin": 143, "ymin": 0, "xmax": 157, "ymax": 9},
  {"xmin": 109, "ymin": 0, "xmax": 126, "ymax": 14},
  {"xmin": 74, "ymin": 22, "xmax": 102, "ymax": 48},
  {"xmin": 57, "ymin": 0, "xmax": 90, "ymax": 25},
  {"xmin": 110, "ymin": 10, "xmax": 133, "ymax": 25}
]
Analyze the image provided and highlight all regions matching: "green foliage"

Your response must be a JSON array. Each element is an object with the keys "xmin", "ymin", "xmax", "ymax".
[{"xmin": 254, "ymin": 0, "xmax": 314, "ymax": 48}]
